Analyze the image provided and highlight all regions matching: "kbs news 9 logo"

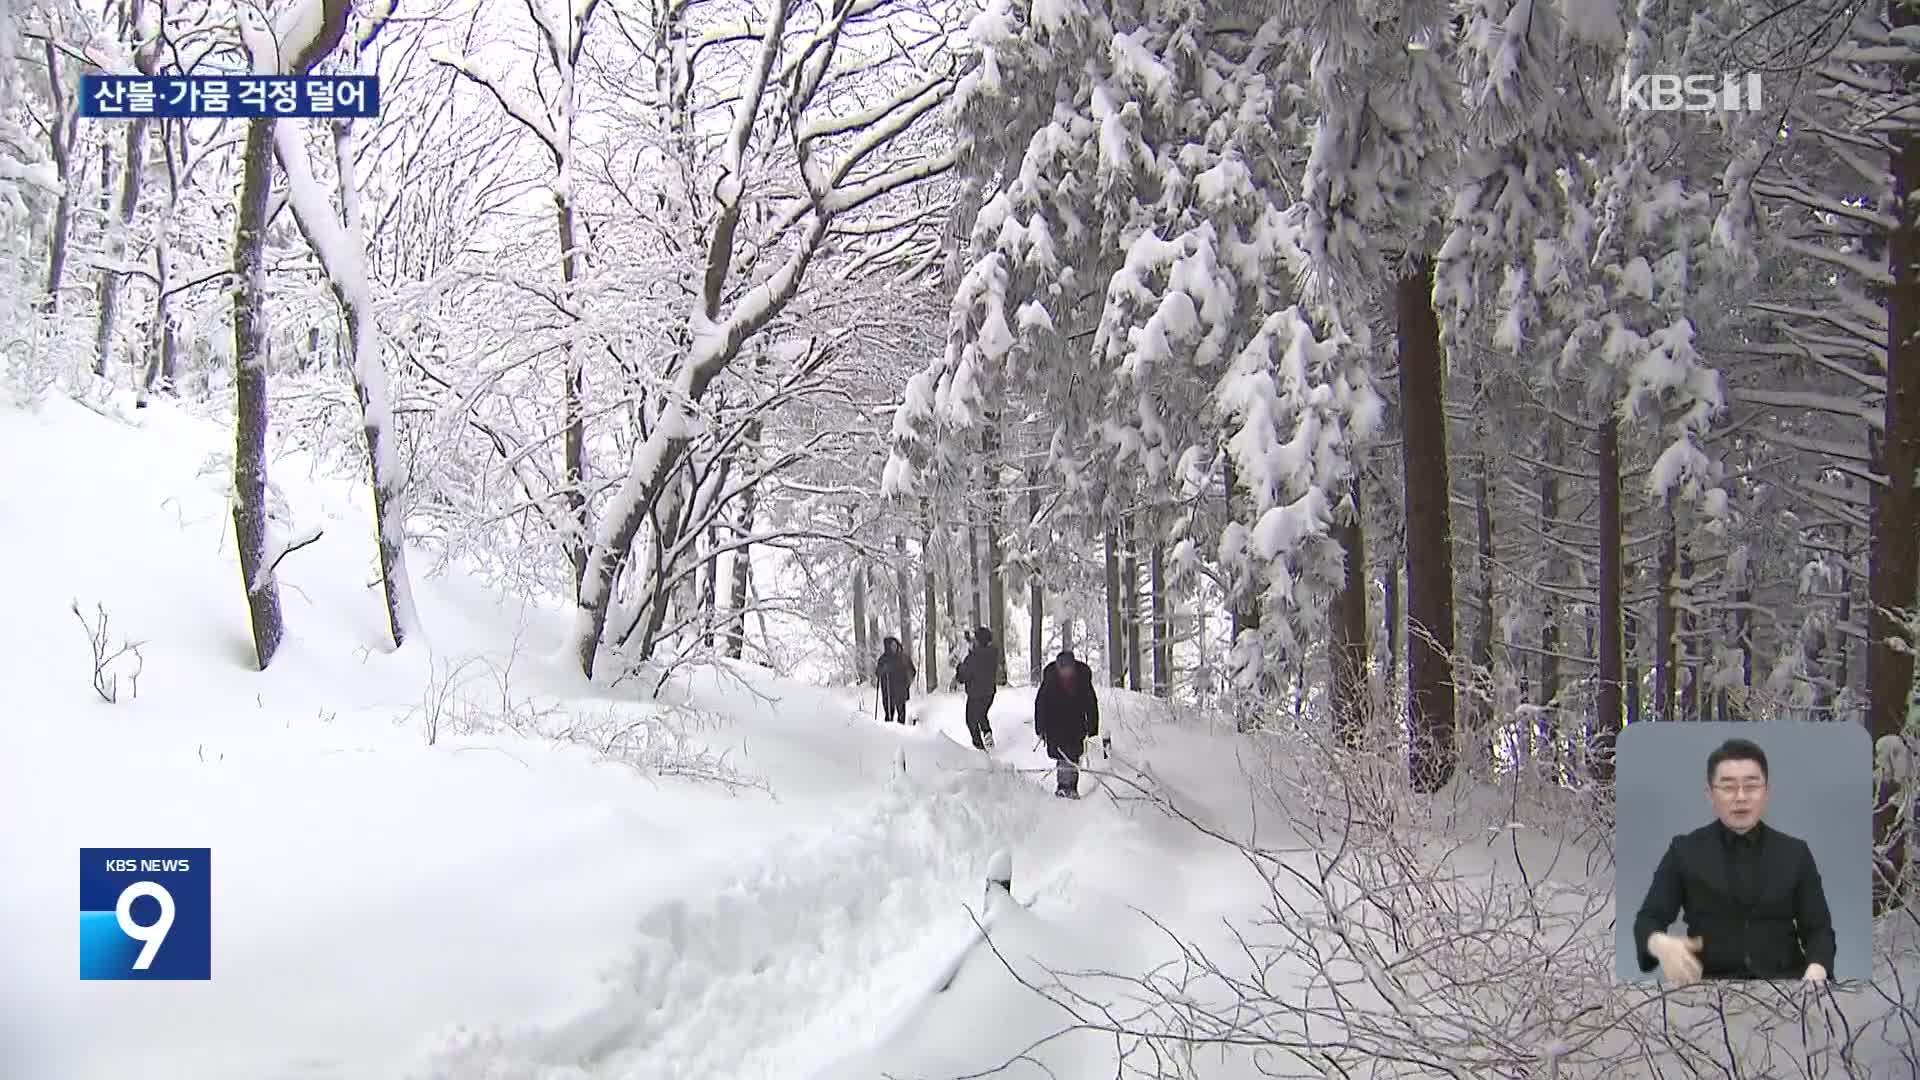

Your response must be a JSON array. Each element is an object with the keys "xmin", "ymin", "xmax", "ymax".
[{"xmin": 79, "ymin": 848, "xmax": 211, "ymax": 980}]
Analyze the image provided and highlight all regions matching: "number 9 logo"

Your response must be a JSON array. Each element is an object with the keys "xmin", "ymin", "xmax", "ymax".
[{"xmin": 115, "ymin": 881, "xmax": 175, "ymax": 970}]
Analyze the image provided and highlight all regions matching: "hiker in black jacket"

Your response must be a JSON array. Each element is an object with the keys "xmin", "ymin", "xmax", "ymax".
[
  {"xmin": 952, "ymin": 626, "xmax": 1001, "ymax": 749},
  {"xmin": 1034, "ymin": 649, "xmax": 1100, "ymax": 798},
  {"xmin": 874, "ymin": 636, "xmax": 916, "ymax": 724}
]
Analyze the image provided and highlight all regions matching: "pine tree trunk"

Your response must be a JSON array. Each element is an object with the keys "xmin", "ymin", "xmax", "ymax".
[
  {"xmin": 1330, "ymin": 478, "xmax": 1369, "ymax": 746},
  {"xmin": 1833, "ymin": 499, "xmax": 1854, "ymax": 705},
  {"xmin": 230, "ymin": 117, "xmax": 285, "ymax": 670},
  {"xmin": 1397, "ymin": 259, "xmax": 1457, "ymax": 793},
  {"xmin": 895, "ymin": 531, "xmax": 914, "ymax": 660},
  {"xmin": 967, "ymin": 515, "xmax": 984, "ymax": 634},
  {"xmin": 1625, "ymin": 607, "xmax": 1642, "ymax": 725},
  {"xmin": 1681, "ymin": 546, "xmax": 1699, "ymax": 722},
  {"xmin": 1124, "ymin": 515, "xmax": 1142, "ymax": 693},
  {"xmin": 1470, "ymin": 448, "xmax": 1496, "ymax": 732},
  {"xmin": 939, "ymin": 518, "xmax": 960, "ymax": 644},
  {"xmin": 1385, "ymin": 552, "xmax": 1402, "ymax": 692},
  {"xmin": 1735, "ymin": 576, "xmax": 1753, "ymax": 721},
  {"xmin": 1869, "ymin": 2, "xmax": 1920, "ymax": 910},
  {"xmin": 1028, "ymin": 470, "xmax": 1044, "ymax": 684},
  {"xmin": 1150, "ymin": 536, "xmax": 1171, "ymax": 698},
  {"xmin": 1595, "ymin": 411, "xmax": 1624, "ymax": 783},
  {"xmin": 1653, "ymin": 492, "xmax": 1678, "ymax": 723},
  {"xmin": 1104, "ymin": 524, "xmax": 1125, "ymax": 687},
  {"xmin": 1222, "ymin": 457, "xmax": 1263, "ymax": 730},
  {"xmin": 983, "ymin": 451, "xmax": 1007, "ymax": 685},
  {"xmin": 921, "ymin": 499, "xmax": 938, "ymax": 693},
  {"xmin": 1539, "ymin": 420, "xmax": 1562, "ymax": 761}
]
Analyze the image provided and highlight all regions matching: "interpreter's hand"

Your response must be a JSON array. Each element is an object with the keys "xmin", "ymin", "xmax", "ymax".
[
  {"xmin": 1649, "ymin": 932, "xmax": 1704, "ymax": 986},
  {"xmin": 1803, "ymin": 963, "xmax": 1827, "ymax": 983}
]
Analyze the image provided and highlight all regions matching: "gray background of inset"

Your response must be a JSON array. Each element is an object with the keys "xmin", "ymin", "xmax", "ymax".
[{"xmin": 1614, "ymin": 720, "xmax": 1873, "ymax": 982}]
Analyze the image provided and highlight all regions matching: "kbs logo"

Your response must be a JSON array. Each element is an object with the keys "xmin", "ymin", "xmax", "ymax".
[
  {"xmin": 1622, "ymin": 73, "xmax": 1764, "ymax": 113},
  {"xmin": 79, "ymin": 848, "xmax": 211, "ymax": 980}
]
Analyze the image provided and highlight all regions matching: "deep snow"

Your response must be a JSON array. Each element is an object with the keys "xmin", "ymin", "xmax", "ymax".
[{"xmin": 0, "ymin": 393, "xmax": 1272, "ymax": 1080}]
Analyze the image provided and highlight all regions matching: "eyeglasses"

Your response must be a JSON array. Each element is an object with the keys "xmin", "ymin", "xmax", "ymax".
[{"xmin": 1711, "ymin": 781, "xmax": 1766, "ymax": 796}]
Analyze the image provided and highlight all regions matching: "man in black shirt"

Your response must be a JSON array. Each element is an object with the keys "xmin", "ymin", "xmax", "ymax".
[{"xmin": 1633, "ymin": 737, "xmax": 1836, "ymax": 985}]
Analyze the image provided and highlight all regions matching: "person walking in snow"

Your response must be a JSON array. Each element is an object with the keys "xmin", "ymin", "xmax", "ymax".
[
  {"xmin": 953, "ymin": 626, "xmax": 1001, "ymax": 750},
  {"xmin": 1034, "ymin": 649, "xmax": 1101, "ymax": 798},
  {"xmin": 874, "ymin": 636, "xmax": 916, "ymax": 725}
]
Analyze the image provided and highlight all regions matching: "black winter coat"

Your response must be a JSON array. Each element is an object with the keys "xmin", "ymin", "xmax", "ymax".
[
  {"xmin": 1033, "ymin": 660, "xmax": 1099, "ymax": 747},
  {"xmin": 954, "ymin": 644, "xmax": 1001, "ymax": 699},
  {"xmin": 1632, "ymin": 819, "xmax": 1836, "ymax": 980},
  {"xmin": 876, "ymin": 649, "xmax": 916, "ymax": 700}
]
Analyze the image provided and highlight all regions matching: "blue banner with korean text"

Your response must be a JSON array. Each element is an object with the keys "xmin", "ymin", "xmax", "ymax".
[{"xmin": 79, "ymin": 75, "xmax": 379, "ymax": 119}]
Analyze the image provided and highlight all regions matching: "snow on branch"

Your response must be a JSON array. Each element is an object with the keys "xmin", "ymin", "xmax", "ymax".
[{"xmin": 426, "ymin": 51, "xmax": 562, "ymax": 157}]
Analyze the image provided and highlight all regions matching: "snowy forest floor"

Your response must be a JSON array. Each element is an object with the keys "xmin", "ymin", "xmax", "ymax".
[
  {"xmin": 3, "ymin": 394, "xmax": 1917, "ymax": 1080},
  {"xmin": 0, "ymin": 394, "xmax": 1269, "ymax": 1080}
]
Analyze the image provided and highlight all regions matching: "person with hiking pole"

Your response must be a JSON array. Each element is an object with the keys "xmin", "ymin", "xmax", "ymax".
[
  {"xmin": 952, "ymin": 626, "xmax": 1001, "ymax": 749},
  {"xmin": 874, "ymin": 635, "xmax": 916, "ymax": 724},
  {"xmin": 1034, "ymin": 648, "xmax": 1101, "ymax": 798}
]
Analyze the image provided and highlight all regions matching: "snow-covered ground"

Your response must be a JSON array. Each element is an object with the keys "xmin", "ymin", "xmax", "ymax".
[
  {"xmin": 6, "ymin": 394, "xmax": 1915, "ymax": 1080},
  {"xmin": 0, "ymin": 395, "xmax": 1271, "ymax": 1080}
]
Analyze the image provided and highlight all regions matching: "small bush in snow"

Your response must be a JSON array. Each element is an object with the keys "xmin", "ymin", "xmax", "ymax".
[
  {"xmin": 0, "ymin": 315, "xmax": 66, "ymax": 409},
  {"xmin": 71, "ymin": 600, "xmax": 145, "ymax": 704}
]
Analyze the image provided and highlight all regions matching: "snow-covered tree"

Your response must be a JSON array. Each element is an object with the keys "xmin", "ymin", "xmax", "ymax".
[{"xmin": 886, "ymin": 0, "xmax": 1384, "ymax": 729}]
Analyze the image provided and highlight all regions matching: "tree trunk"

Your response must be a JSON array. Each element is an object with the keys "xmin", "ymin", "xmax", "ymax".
[
  {"xmin": 1595, "ymin": 411, "xmax": 1624, "ymax": 783},
  {"xmin": 1330, "ymin": 477, "xmax": 1370, "ymax": 746},
  {"xmin": 1028, "ymin": 469, "xmax": 1044, "ymax": 683},
  {"xmin": 328, "ymin": 119, "xmax": 414, "ymax": 650},
  {"xmin": 139, "ymin": 127, "xmax": 178, "ymax": 405},
  {"xmin": 894, "ymin": 531, "xmax": 914, "ymax": 659},
  {"xmin": 1385, "ymin": 552, "xmax": 1402, "ymax": 692},
  {"xmin": 723, "ymin": 488, "xmax": 755, "ymax": 660},
  {"xmin": 1124, "ymin": 514, "xmax": 1142, "ymax": 692},
  {"xmin": 699, "ymin": 522, "xmax": 719, "ymax": 650},
  {"xmin": 1104, "ymin": 524, "xmax": 1125, "ymax": 687},
  {"xmin": 1470, "ymin": 444, "xmax": 1496, "ymax": 732},
  {"xmin": 968, "ymin": 516, "xmax": 984, "ymax": 634},
  {"xmin": 629, "ymin": 477, "xmax": 689, "ymax": 662},
  {"xmin": 851, "ymin": 510, "xmax": 869, "ymax": 682},
  {"xmin": 1223, "ymin": 457, "xmax": 1263, "ymax": 640},
  {"xmin": 1681, "ymin": 546, "xmax": 1699, "ymax": 722},
  {"xmin": 1151, "ymin": 535, "xmax": 1171, "ymax": 698},
  {"xmin": 1397, "ymin": 259, "xmax": 1456, "ymax": 793},
  {"xmin": 229, "ymin": 117, "xmax": 286, "ymax": 671},
  {"xmin": 941, "ymin": 521, "xmax": 961, "ymax": 644},
  {"xmin": 555, "ymin": 193, "xmax": 589, "ymax": 596},
  {"xmin": 1538, "ymin": 420, "xmax": 1562, "ymax": 762},
  {"xmin": 1869, "ymin": 0, "xmax": 1920, "ymax": 911},
  {"xmin": 1653, "ymin": 492, "xmax": 1678, "ymax": 723},
  {"xmin": 1833, "ymin": 498, "xmax": 1855, "ymax": 706},
  {"xmin": 95, "ymin": 113, "xmax": 150, "ymax": 378},
  {"xmin": 983, "ymin": 455, "xmax": 1007, "ymax": 685},
  {"xmin": 1625, "ymin": 607, "xmax": 1642, "ymax": 725},
  {"xmin": 922, "ymin": 498, "xmax": 938, "ymax": 693},
  {"xmin": 38, "ymin": 42, "xmax": 76, "ymax": 312}
]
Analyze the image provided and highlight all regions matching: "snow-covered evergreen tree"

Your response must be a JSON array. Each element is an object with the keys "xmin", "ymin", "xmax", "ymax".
[{"xmin": 885, "ymin": 0, "xmax": 1383, "ymax": 705}]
